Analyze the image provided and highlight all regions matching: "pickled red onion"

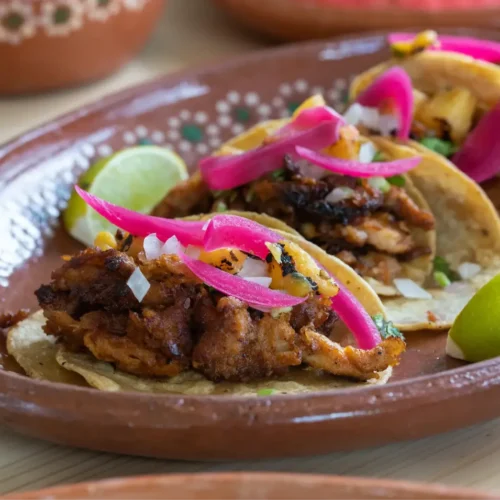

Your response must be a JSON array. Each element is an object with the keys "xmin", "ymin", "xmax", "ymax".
[
  {"xmin": 331, "ymin": 285, "xmax": 382, "ymax": 350},
  {"xmin": 199, "ymin": 113, "xmax": 341, "ymax": 190},
  {"xmin": 452, "ymin": 101, "xmax": 500, "ymax": 183},
  {"xmin": 388, "ymin": 33, "xmax": 500, "ymax": 63},
  {"xmin": 203, "ymin": 214, "xmax": 280, "ymax": 260},
  {"xmin": 295, "ymin": 146, "xmax": 421, "ymax": 177},
  {"xmin": 355, "ymin": 67, "xmax": 413, "ymax": 140},
  {"xmin": 273, "ymin": 105, "xmax": 345, "ymax": 138},
  {"xmin": 75, "ymin": 187, "xmax": 206, "ymax": 246},
  {"xmin": 179, "ymin": 252, "xmax": 306, "ymax": 312}
]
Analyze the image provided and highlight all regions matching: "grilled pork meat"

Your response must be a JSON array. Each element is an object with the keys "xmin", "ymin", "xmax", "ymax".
[
  {"xmin": 153, "ymin": 156, "xmax": 434, "ymax": 284},
  {"xmin": 36, "ymin": 247, "xmax": 404, "ymax": 382}
]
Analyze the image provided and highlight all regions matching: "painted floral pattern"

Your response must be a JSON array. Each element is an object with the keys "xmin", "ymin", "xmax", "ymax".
[
  {"xmin": 90, "ymin": 77, "xmax": 350, "ymax": 160},
  {"xmin": 0, "ymin": 0, "xmax": 152, "ymax": 44},
  {"xmin": 0, "ymin": 1, "xmax": 36, "ymax": 45}
]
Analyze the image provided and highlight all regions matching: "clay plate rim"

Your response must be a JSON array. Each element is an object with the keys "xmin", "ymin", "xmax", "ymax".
[
  {"xmin": 1, "ymin": 29, "xmax": 500, "ymax": 444},
  {"xmin": 6, "ymin": 472, "xmax": 498, "ymax": 499}
]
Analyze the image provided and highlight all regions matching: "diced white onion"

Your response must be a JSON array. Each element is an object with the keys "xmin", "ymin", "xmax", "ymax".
[
  {"xmin": 343, "ymin": 103, "xmax": 364, "ymax": 126},
  {"xmin": 393, "ymin": 278, "xmax": 433, "ymax": 299},
  {"xmin": 360, "ymin": 107, "xmax": 382, "ymax": 130},
  {"xmin": 161, "ymin": 235, "xmax": 185, "ymax": 256},
  {"xmin": 367, "ymin": 176, "xmax": 390, "ymax": 193},
  {"xmin": 378, "ymin": 114, "xmax": 399, "ymax": 136},
  {"xmin": 298, "ymin": 160, "xmax": 328, "ymax": 180},
  {"xmin": 185, "ymin": 245, "xmax": 201, "ymax": 259},
  {"xmin": 445, "ymin": 336, "xmax": 466, "ymax": 361},
  {"xmin": 458, "ymin": 262, "xmax": 481, "ymax": 280},
  {"xmin": 143, "ymin": 233, "xmax": 163, "ymax": 260},
  {"xmin": 325, "ymin": 186, "xmax": 355, "ymax": 204},
  {"xmin": 127, "ymin": 267, "xmax": 150, "ymax": 302},
  {"xmin": 243, "ymin": 277, "xmax": 272, "ymax": 287},
  {"xmin": 358, "ymin": 141, "xmax": 377, "ymax": 163},
  {"xmin": 238, "ymin": 257, "xmax": 269, "ymax": 278}
]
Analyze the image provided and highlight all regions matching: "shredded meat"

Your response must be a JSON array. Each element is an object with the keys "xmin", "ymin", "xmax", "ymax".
[
  {"xmin": 36, "ymin": 248, "xmax": 404, "ymax": 382},
  {"xmin": 154, "ymin": 156, "xmax": 435, "ymax": 284}
]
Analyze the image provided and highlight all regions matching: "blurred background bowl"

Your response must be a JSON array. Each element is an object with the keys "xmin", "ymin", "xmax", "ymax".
[
  {"xmin": 213, "ymin": 0, "xmax": 500, "ymax": 42},
  {"xmin": 0, "ymin": 0, "xmax": 166, "ymax": 95}
]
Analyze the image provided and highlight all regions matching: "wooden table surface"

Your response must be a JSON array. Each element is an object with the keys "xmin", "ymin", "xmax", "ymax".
[{"xmin": 1, "ymin": 0, "xmax": 500, "ymax": 496}]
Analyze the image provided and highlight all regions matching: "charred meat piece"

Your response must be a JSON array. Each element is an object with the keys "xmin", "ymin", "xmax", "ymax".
[
  {"xmin": 300, "ymin": 327, "xmax": 405, "ymax": 381},
  {"xmin": 155, "ymin": 156, "xmax": 435, "ymax": 284},
  {"xmin": 153, "ymin": 174, "xmax": 212, "ymax": 218},
  {"xmin": 192, "ymin": 296, "xmax": 302, "ymax": 382},
  {"xmin": 36, "ymin": 248, "xmax": 403, "ymax": 382}
]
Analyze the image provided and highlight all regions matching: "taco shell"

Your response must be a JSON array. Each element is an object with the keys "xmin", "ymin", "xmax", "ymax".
[
  {"xmin": 349, "ymin": 51, "xmax": 500, "ymax": 109},
  {"xmin": 372, "ymin": 137, "xmax": 500, "ymax": 330}
]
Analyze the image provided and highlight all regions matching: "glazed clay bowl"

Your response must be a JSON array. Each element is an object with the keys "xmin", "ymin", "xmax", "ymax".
[
  {"xmin": 7, "ymin": 473, "xmax": 498, "ymax": 499},
  {"xmin": 2, "ymin": 29, "xmax": 500, "ymax": 461},
  {"xmin": 213, "ymin": 0, "xmax": 500, "ymax": 41},
  {"xmin": 0, "ymin": 0, "xmax": 166, "ymax": 95}
]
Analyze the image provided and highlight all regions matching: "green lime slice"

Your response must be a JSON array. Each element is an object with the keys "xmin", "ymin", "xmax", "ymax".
[
  {"xmin": 447, "ymin": 273, "xmax": 500, "ymax": 362},
  {"xmin": 64, "ymin": 146, "xmax": 188, "ymax": 246}
]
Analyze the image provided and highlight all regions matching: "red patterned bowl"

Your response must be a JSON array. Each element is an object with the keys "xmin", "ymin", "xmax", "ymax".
[
  {"xmin": 0, "ymin": 0, "xmax": 166, "ymax": 95},
  {"xmin": 213, "ymin": 0, "xmax": 500, "ymax": 41}
]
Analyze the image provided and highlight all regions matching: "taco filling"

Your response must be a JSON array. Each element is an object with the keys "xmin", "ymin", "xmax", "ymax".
[
  {"xmin": 30, "ymin": 193, "xmax": 404, "ymax": 385},
  {"xmin": 154, "ymin": 113, "xmax": 435, "ymax": 288},
  {"xmin": 348, "ymin": 31, "xmax": 500, "ymax": 183}
]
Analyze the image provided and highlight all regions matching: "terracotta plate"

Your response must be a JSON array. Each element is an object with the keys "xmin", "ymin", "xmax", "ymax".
[
  {"xmin": 1, "ymin": 29, "xmax": 500, "ymax": 461},
  {"xmin": 7, "ymin": 473, "xmax": 498, "ymax": 500}
]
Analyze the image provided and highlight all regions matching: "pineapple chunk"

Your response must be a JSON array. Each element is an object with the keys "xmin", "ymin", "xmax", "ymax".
[
  {"xmin": 266, "ymin": 241, "xmax": 339, "ymax": 298},
  {"xmin": 199, "ymin": 248, "xmax": 247, "ymax": 274},
  {"xmin": 391, "ymin": 30, "xmax": 438, "ymax": 57},
  {"xmin": 324, "ymin": 125, "xmax": 361, "ymax": 160},
  {"xmin": 415, "ymin": 88, "xmax": 477, "ymax": 145}
]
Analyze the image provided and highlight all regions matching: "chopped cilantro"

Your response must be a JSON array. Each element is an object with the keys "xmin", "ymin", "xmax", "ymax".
[
  {"xmin": 373, "ymin": 314, "xmax": 404, "ymax": 340},
  {"xmin": 433, "ymin": 271, "xmax": 451, "ymax": 288},
  {"xmin": 419, "ymin": 137, "xmax": 458, "ymax": 158},
  {"xmin": 137, "ymin": 138, "xmax": 154, "ymax": 146},
  {"xmin": 271, "ymin": 168, "xmax": 286, "ymax": 181},
  {"xmin": 244, "ymin": 188, "xmax": 254, "ymax": 203},
  {"xmin": 372, "ymin": 151, "xmax": 385, "ymax": 162},
  {"xmin": 215, "ymin": 201, "xmax": 228, "ymax": 212},
  {"xmin": 257, "ymin": 388, "xmax": 276, "ymax": 396},
  {"xmin": 433, "ymin": 256, "xmax": 460, "ymax": 282},
  {"xmin": 387, "ymin": 175, "xmax": 406, "ymax": 187}
]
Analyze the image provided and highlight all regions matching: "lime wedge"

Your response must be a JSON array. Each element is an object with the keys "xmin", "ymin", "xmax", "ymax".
[
  {"xmin": 447, "ymin": 273, "xmax": 500, "ymax": 362},
  {"xmin": 64, "ymin": 146, "xmax": 188, "ymax": 246}
]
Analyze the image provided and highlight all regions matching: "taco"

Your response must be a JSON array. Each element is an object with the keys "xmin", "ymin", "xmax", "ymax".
[
  {"xmin": 7, "ymin": 191, "xmax": 405, "ymax": 395},
  {"xmin": 154, "ymin": 97, "xmax": 437, "ymax": 298},
  {"xmin": 348, "ymin": 31, "xmax": 500, "ymax": 178},
  {"xmin": 370, "ymin": 137, "xmax": 500, "ymax": 330}
]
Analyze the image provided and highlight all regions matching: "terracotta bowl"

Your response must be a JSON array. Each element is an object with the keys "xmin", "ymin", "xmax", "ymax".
[
  {"xmin": 1, "ymin": 29, "xmax": 500, "ymax": 461},
  {"xmin": 7, "ymin": 473, "xmax": 498, "ymax": 499},
  {"xmin": 213, "ymin": 0, "xmax": 500, "ymax": 41},
  {"xmin": 0, "ymin": 0, "xmax": 166, "ymax": 95}
]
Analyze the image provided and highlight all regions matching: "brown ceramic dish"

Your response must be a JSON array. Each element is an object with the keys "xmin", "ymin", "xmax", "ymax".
[
  {"xmin": 0, "ymin": 0, "xmax": 166, "ymax": 95},
  {"xmin": 1, "ymin": 29, "xmax": 500, "ymax": 461},
  {"xmin": 214, "ymin": 0, "xmax": 500, "ymax": 42},
  {"xmin": 8, "ymin": 473, "xmax": 499, "ymax": 500}
]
